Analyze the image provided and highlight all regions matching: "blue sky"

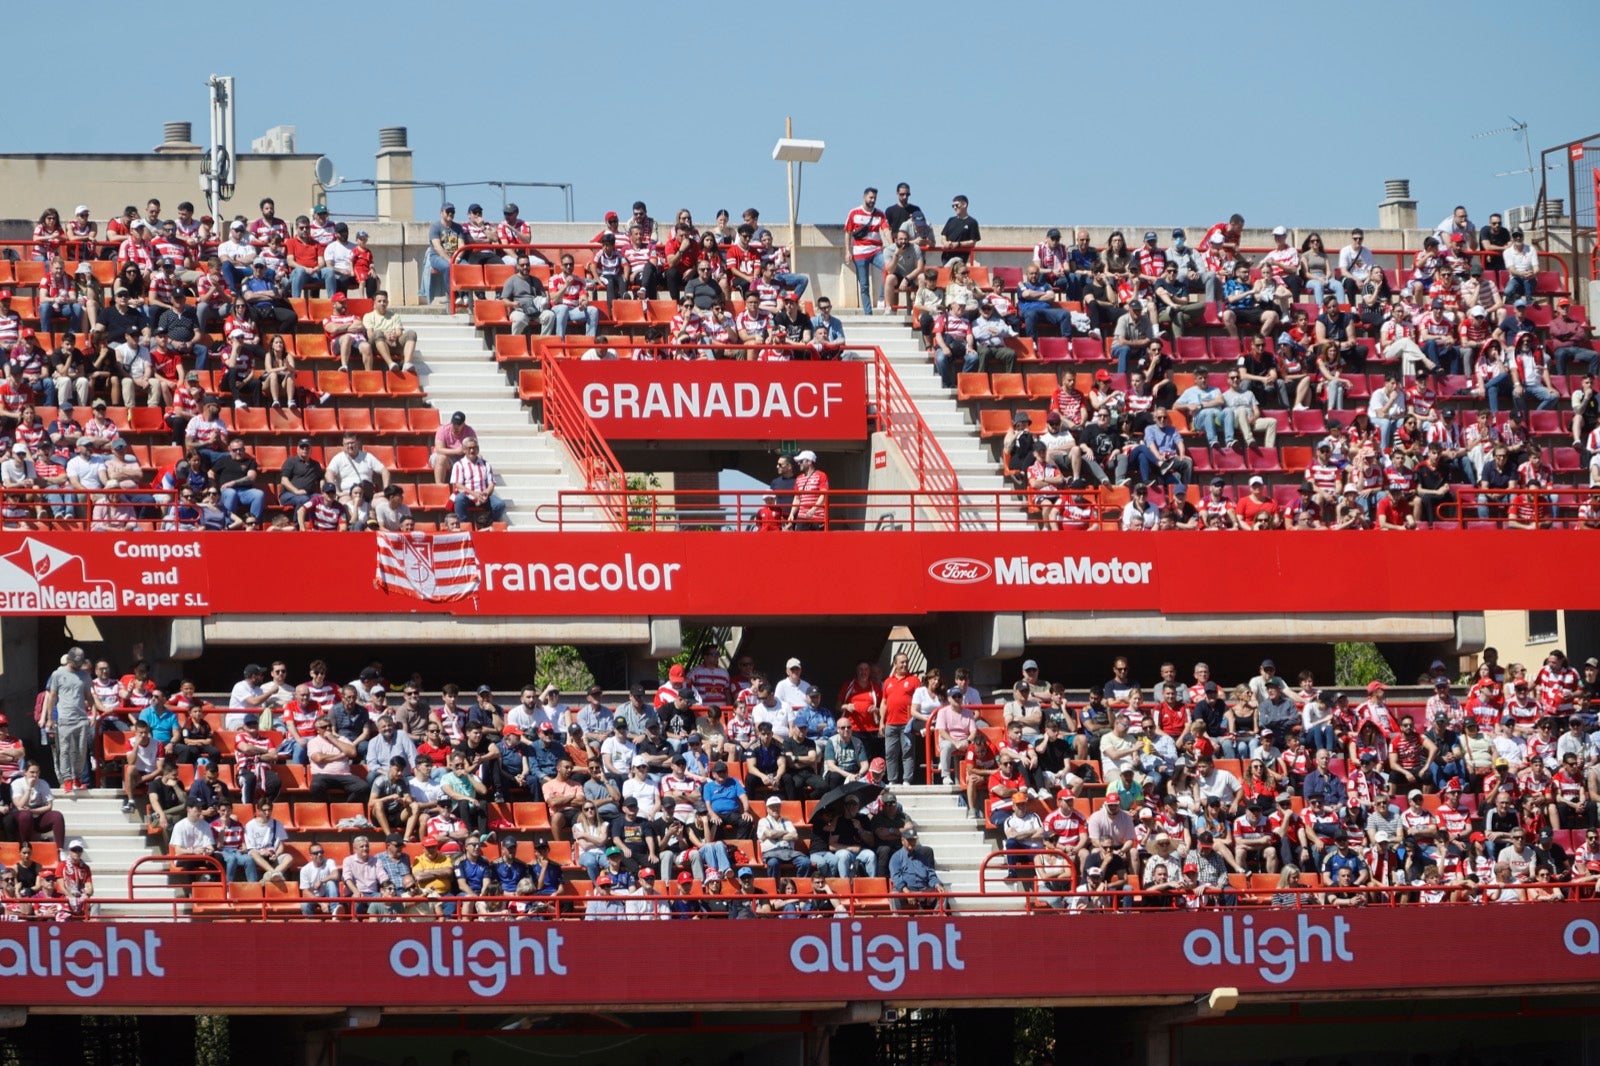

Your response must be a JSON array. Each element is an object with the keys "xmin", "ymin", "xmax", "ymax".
[{"xmin": 10, "ymin": 1, "xmax": 1599, "ymax": 229}]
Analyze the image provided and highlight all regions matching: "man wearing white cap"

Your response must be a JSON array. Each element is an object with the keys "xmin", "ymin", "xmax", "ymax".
[
  {"xmin": 59, "ymin": 839, "xmax": 94, "ymax": 916},
  {"xmin": 1260, "ymin": 226, "xmax": 1302, "ymax": 311},
  {"xmin": 217, "ymin": 220, "xmax": 258, "ymax": 293},
  {"xmin": 787, "ymin": 451, "xmax": 828, "ymax": 530}
]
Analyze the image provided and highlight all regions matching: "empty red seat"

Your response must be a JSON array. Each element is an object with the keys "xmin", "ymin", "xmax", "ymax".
[{"xmin": 409, "ymin": 408, "xmax": 441, "ymax": 433}]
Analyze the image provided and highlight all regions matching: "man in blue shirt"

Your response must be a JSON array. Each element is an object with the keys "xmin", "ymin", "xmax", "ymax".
[
  {"xmin": 887, "ymin": 829, "xmax": 947, "ymax": 911},
  {"xmin": 1320, "ymin": 828, "xmax": 1369, "ymax": 887},
  {"xmin": 138, "ymin": 691, "xmax": 181, "ymax": 748},
  {"xmin": 793, "ymin": 689, "xmax": 836, "ymax": 741},
  {"xmin": 1128, "ymin": 408, "xmax": 1192, "ymax": 490},
  {"xmin": 702, "ymin": 760, "xmax": 753, "ymax": 837},
  {"xmin": 1017, "ymin": 263, "xmax": 1073, "ymax": 344},
  {"xmin": 1174, "ymin": 377, "xmax": 1228, "ymax": 450},
  {"xmin": 452, "ymin": 835, "xmax": 493, "ymax": 895},
  {"xmin": 1300, "ymin": 748, "xmax": 1348, "ymax": 810},
  {"xmin": 810, "ymin": 296, "xmax": 847, "ymax": 358}
]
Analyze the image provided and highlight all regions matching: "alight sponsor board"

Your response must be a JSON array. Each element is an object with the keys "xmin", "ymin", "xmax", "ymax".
[
  {"xmin": 1, "ymin": 907, "xmax": 1596, "ymax": 1008},
  {"xmin": 560, "ymin": 361, "xmax": 868, "ymax": 440},
  {"xmin": 1, "ymin": 531, "xmax": 1599, "ymax": 618}
]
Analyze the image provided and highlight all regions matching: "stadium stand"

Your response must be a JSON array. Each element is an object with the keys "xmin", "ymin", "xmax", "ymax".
[{"xmin": 7, "ymin": 644, "xmax": 1597, "ymax": 919}]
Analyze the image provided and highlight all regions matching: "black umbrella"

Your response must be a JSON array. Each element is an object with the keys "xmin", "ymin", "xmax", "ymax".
[{"xmin": 810, "ymin": 779, "xmax": 882, "ymax": 826}]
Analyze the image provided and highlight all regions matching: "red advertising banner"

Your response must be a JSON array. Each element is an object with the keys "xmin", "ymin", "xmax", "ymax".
[
  {"xmin": 1, "ymin": 530, "xmax": 1599, "ymax": 618},
  {"xmin": 559, "ymin": 360, "xmax": 868, "ymax": 440},
  {"xmin": 1, "ymin": 906, "xmax": 1596, "ymax": 1009}
]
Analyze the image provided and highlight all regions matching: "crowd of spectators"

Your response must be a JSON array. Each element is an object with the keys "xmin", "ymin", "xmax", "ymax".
[
  {"xmin": 891, "ymin": 206, "xmax": 1596, "ymax": 530},
  {"xmin": 0, "ymin": 200, "xmax": 520, "ymax": 530},
  {"xmin": 8, "ymin": 639, "xmax": 1596, "ymax": 916}
]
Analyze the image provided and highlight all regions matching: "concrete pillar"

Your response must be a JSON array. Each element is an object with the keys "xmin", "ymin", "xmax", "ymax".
[
  {"xmin": 0, "ymin": 616, "xmax": 40, "ymax": 721},
  {"xmin": 374, "ymin": 127, "xmax": 414, "ymax": 223},
  {"xmin": 1378, "ymin": 178, "xmax": 1417, "ymax": 233}
]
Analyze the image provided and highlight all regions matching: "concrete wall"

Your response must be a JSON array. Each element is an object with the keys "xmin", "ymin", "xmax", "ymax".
[{"xmin": 0, "ymin": 153, "xmax": 324, "ymax": 229}]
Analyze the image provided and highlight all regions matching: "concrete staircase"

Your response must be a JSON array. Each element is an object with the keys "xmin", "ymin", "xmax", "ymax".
[
  {"xmin": 838, "ymin": 313, "xmax": 1022, "ymax": 531},
  {"xmin": 892, "ymin": 783, "xmax": 1023, "ymax": 913},
  {"xmin": 56, "ymin": 790, "xmax": 177, "ymax": 918},
  {"xmin": 396, "ymin": 308, "xmax": 587, "ymax": 529}
]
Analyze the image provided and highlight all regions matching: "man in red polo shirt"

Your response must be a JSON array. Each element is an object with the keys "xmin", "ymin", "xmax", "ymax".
[
  {"xmin": 1235, "ymin": 476, "xmax": 1279, "ymax": 528},
  {"xmin": 879, "ymin": 653, "xmax": 923, "ymax": 786}
]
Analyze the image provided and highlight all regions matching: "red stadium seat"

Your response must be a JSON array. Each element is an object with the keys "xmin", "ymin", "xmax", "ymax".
[
  {"xmin": 338, "ymin": 408, "xmax": 375, "ymax": 434},
  {"xmin": 395, "ymin": 446, "xmax": 430, "ymax": 473},
  {"xmin": 374, "ymin": 408, "xmax": 410, "ymax": 435},
  {"xmin": 1035, "ymin": 337, "xmax": 1070, "ymax": 362},
  {"xmin": 1025, "ymin": 374, "xmax": 1059, "ymax": 400},
  {"xmin": 495, "ymin": 334, "xmax": 529, "ymax": 361},
  {"xmin": 409, "ymin": 408, "xmax": 441, "ymax": 433},
  {"xmin": 517, "ymin": 369, "xmax": 545, "ymax": 402},
  {"xmin": 349, "ymin": 371, "xmax": 386, "ymax": 396},
  {"xmin": 956, "ymin": 373, "xmax": 993, "ymax": 402},
  {"xmin": 301, "ymin": 407, "xmax": 338, "ymax": 435},
  {"xmin": 472, "ymin": 300, "xmax": 509, "ymax": 328},
  {"xmin": 991, "ymin": 373, "xmax": 1026, "ymax": 400},
  {"xmin": 316, "ymin": 371, "xmax": 353, "ymax": 399}
]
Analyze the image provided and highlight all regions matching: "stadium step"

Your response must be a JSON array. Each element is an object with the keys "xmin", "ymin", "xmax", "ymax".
[
  {"xmin": 886, "ymin": 783, "xmax": 1022, "ymax": 911},
  {"xmin": 54, "ymin": 790, "xmax": 169, "ymax": 916},
  {"xmin": 837, "ymin": 314, "xmax": 1014, "ymax": 525},
  {"xmin": 398, "ymin": 311, "xmax": 596, "ymax": 529}
]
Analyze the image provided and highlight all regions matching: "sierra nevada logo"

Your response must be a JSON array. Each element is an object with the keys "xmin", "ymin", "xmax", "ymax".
[{"xmin": 0, "ymin": 539, "xmax": 117, "ymax": 612}]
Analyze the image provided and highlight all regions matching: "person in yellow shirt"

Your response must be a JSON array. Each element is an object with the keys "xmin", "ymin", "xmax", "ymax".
[{"xmin": 411, "ymin": 835, "xmax": 456, "ymax": 915}]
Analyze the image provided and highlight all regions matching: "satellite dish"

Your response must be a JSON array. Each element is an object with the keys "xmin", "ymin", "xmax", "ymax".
[{"xmin": 313, "ymin": 156, "xmax": 335, "ymax": 186}]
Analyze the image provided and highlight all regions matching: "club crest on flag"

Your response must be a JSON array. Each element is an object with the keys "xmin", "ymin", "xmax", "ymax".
[{"xmin": 374, "ymin": 531, "xmax": 480, "ymax": 602}]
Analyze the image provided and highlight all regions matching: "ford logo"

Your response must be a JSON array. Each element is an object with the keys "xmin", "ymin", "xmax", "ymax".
[{"xmin": 927, "ymin": 558, "xmax": 992, "ymax": 584}]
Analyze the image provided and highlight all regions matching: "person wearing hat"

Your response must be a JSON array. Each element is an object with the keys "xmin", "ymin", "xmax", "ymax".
[
  {"xmin": 312, "ymin": 287, "xmax": 369, "ymax": 371},
  {"xmin": 886, "ymin": 826, "xmax": 946, "ymax": 910},
  {"xmin": 41, "ymin": 647, "xmax": 93, "ymax": 792},
  {"xmin": 1501, "ymin": 227, "xmax": 1539, "ymax": 302},
  {"xmin": 968, "ymin": 292, "xmax": 1019, "ymax": 375},
  {"xmin": 783, "ymin": 451, "xmax": 828, "ymax": 531},
  {"xmin": 755, "ymin": 794, "xmax": 810, "ymax": 878},
  {"xmin": 456, "ymin": 203, "xmax": 500, "ymax": 268}
]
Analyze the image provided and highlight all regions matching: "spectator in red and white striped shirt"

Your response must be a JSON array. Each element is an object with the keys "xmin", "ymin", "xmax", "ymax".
[{"xmin": 449, "ymin": 439, "xmax": 506, "ymax": 527}]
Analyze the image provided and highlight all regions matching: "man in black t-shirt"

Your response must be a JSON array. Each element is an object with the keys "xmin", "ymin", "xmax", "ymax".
[
  {"xmin": 207, "ymin": 438, "xmax": 264, "ymax": 521},
  {"xmin": 772, "ymin": 296, "xmax": 813, "ymax": 346},
  {"xmin": 99, "ymin": 291, "xmax": 147, "ymax": 346},
  {"xmin": 884, "ymin": 183, "xmax": 932, "ymax": 245},
  {"xmin": 278, "ymin": 437, "xmax": 323, "ymax": 510},
  {"xmin": 1478, "ymin": 213, "xmax": 1512, "ymax": 272},
  {"xmin": 940, "ymin": 195, "xmax": 981, "ymax": 264}
]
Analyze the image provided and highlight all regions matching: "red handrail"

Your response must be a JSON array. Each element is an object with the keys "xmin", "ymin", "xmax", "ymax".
[
  {"xmin": 534, "ymin": 487, "xmax": 1098, "ymax": 532},
  {"xmin": 872, "ymin": 348, "xmax": 963, "ymax": 528},
  {"xmin": 535, "ymin": 352, "xmax": 627, "ymax": 529},
  {"xmin": 939, "ymin": 243, "xmax": 1571, "ymax": 298},
  {"xmin": 1435, "ymin": 486, "xmax": 1600, "ymax": 528}
]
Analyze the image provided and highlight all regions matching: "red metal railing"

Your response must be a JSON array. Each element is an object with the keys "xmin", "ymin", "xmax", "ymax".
[
  {"xmin": 535, "ymin": 355, "xmax": 627, "ymax": 530},
  {"xmin": 1435, "ymin": 485, "xmax": 1600, "ymax": 528},
  {"xmin": 944, "ymin": 243, "xmax": 1571, "ymax": 296},
  {"xmin": 1, "ymin": 485, "xmax": 195, "ymax": 531},
  {"xmin": 43, "ymin": 879, "xmax": 1589, "ymax": 922},
  {"xmin": 527, "ymin": 340, "xmax": 967, "ymax": 529},
  {"xmin": 447, "ymin": 242, "xmax": 599, "ymax": 313},
  {"xmin": 532, "ymin": 488, "xmax": 1086, "ymax": 532}
]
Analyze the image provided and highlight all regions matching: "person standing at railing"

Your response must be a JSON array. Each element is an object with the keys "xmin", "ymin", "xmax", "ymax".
[
  {"xmin": 788, "ymin": 451, "xmax": 829, "ymax": 530},
  {"xmin": 843, "ymin": 188, "xmax": 890, "ymax": 313}
]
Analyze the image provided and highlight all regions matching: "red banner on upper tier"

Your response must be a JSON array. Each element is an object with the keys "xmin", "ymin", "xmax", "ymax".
[
  {"xmin": 0, "ymin": 906, "xmax": 1595, "ymax": 1008},
  {"xmin": 560, "ymin": 360, "xmax": 868, "ymax": 440},
  {"xmin": 0, "ymin": 530, "xmax": 1598, "ymax": 617}
]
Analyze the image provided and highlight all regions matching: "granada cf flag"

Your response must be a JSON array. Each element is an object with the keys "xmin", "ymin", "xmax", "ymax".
[{"xmin": 374, "ymin": 531, "xmax": 481, "ymax": 602}]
